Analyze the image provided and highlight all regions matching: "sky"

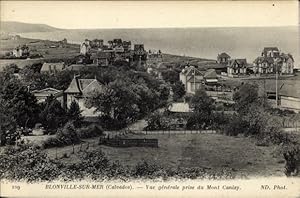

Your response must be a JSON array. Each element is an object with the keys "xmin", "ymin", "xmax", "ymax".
[{"xmin": 1, "ymin": 1, "xmax": 299, "ymax": 29}]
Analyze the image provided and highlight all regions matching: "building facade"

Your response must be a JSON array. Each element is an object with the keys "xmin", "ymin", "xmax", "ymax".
[
  {"xmin": 253, "ymin": 47, "xmax": 294, "ymax": 75},
  {"xmin": 64, "ymin": 76, "xmax": 104, "ymax": 116},
  {"xmin": 227, "ymin": 59, "xmax": 247, "ymax": 77},
  {"xmin": 217, "ymin": 53, "xmax": 231, "ymax": 64},
  {"xmin": 180, "ymin": 66, "xmax": 204, "ymax": 94}
]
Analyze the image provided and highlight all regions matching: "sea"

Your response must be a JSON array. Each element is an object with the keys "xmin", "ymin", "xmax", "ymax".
[{"xmin": 18, "ymin": 26, "xmax": 299, "ymax": 67}]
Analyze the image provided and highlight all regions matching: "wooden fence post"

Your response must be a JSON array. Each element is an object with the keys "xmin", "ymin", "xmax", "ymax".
[
  {"xmin": 55, "ymin": 148, "xmax": 58, "ymax": 159},
  {"xmin": 79, "ymin": 143, "xmax": 82, "ymax": 152},
  {"xmin": 86, "ymin": 142, "xmax": 89, "ymax": 150},
  {"xmin": 72, "ymin": 144, "xmax": 75, "ymax": 154}
]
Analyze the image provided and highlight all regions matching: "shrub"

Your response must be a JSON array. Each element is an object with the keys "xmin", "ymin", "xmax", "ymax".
[
  {"xmin": 76, "ymin": 124, "xmax": 103, "ymax": 139},
  {"xmin": 56, "ymin": 122, "xmax": 80, "ymax": 145},
  {"xmin": 132, "ymin": 161, "xmax": 161, "ymax": 178},
  {"xmin": 282, "ymin": 144, "xmax": 300, "ymax": 177},
  {"xmin": 144, "ymin": 111, "xmax": 171, "ymax": 130},
  {"xmin": 42, "ymin": 122, "xmax": 81, "ymax": 149},
  {"xmin": 0, "ymin": 144, "xmax": 237, "ymax": 181},
  {"xmin": 222, "ymin": 114, "xmax": 248, "ymax": 136},
  {"xmin": 41, "ymin": 137, "xmax": 63, "ymax": 149},
  {"xmin": 0, "ymin": 143, "xmax": 62, "ymax": 181}
]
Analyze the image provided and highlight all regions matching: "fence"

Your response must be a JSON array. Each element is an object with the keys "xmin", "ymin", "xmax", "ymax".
[
  {"xmin": 99, "ymin": 137, "xmax": 158, "ymax": 148},
  {"xmin": 133, "ymin": 129, "xmax": 216, "ymax": 135},
  {"xmin": 51, "ymin": 129, "xmax": 216, "ymax": 160},
  {"xmin": 53, "ymin": 141, "xmax": 97, "ymax": 160}
]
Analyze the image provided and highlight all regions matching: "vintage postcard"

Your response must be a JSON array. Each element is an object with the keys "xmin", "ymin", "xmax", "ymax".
[{"xmin": 0, "ymin": 1, "xmax": 299, "ymax": 197}]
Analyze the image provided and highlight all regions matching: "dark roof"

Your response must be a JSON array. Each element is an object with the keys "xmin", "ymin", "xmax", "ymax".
[
  {"xmin": 228, "ymin": 59, "xmax": 247, "ymax": 68},
  {"xmin": 113, "ymin": 39, "xmax": 122, "ymax": 44},
  {"xmin": 65, "ymin": 77, "xmax": 104, "ymax": 95},
  {"xmin": 263, "ymin": 47, "xmax": 279, "ymax": 52},
  {"xmin": 262, "ymin": 47, "xmax": 280, "ymax": 57},
  {"xmin": 218, "ymin": 53, "xmax": 231, "ymax": 58},
  {"xmin": 254, "ymin": 53, "xmax": 294, "ymax": 64},
  {"xmin": 281, "ymin": 53, "xmax": 294, "ymax": 62}
]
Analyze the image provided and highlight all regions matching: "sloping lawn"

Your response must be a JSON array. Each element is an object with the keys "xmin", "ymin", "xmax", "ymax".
[{"xmin": 45, "ymin": 133, "xmax": 285, "ymax": 177}]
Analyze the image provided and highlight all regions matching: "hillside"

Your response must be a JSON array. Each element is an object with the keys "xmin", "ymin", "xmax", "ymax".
[
  {"xmin": 0, "ymin": 21, "xmax": 60, "ymax": 33},
  {"xmin": 0, "ymin": 36, "xmax": 80, "ymax": 71}
]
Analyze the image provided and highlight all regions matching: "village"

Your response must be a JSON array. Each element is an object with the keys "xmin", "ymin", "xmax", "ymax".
[{"xmin": 0, "ymin": 33, "xmax": 300, "ymax": 181}]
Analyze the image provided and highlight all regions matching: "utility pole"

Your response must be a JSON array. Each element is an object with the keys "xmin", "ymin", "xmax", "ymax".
[
  {"xmin": 275, "ymin": 63, "xmax": 279, "ymax": 107},
  {"xmin": 194, "ymin": 69, "xmax": 196, "ymax": 93},
  {"xmin": 263, "ymin": 78, "xmax": 266, "ymax": 107}
]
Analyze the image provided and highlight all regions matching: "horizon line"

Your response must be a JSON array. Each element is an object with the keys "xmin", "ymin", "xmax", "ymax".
[{"xmin": 1, "ymin": 20, "xmax": 299, "ymax": 30}]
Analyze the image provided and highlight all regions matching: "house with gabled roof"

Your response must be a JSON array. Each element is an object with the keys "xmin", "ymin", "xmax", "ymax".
[
  {"xmin": 80, "ymin": 42, "xmax": 91, "ymax": 55},
  {"xmin": 179, "ymin": 65, "xmax": 204, "ymax": 94},
  {"xmin": 217, "ymin": 53, "xmax": 231, "ymax": 65},
  {"xmin": 32, "ymin": 88, "xmax": 64, "ymax": 105},
  {"xmin": 253, "ymin": 47, "xmax": 294, "ymax": 75},
  {"xmin": 277, "ymin": 53, "xmax": 294, "ymax": 74},
  {"xmin": 41, "ymin": 62, "xmax": 65, "ymax": 73},
  {"xmin": 64, "ymin": 76, "xmax": 104, "ymax": 116},
  {"xmin": 227, "ymin": 59, "xmax": 247, "ymax": 77},
  {"xmin": 90, "ymin": 52, "xmax": 110, "ymax": 66},
  {"xmin": 204, "ymin": 69, "xmax": 218, "ymax": 85}
]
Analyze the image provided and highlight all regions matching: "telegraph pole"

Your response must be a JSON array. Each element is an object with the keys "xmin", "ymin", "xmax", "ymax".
[
  {"xmin": 193, "ymin": 69, "xmax": 196, "ymax": 93},
  {"xmin": 275, "ymin": 63, "xmax": 278, "ymax": 107}
]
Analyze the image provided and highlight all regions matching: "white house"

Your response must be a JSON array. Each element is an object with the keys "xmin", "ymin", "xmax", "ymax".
[
  {"xmin": 64, "ymin": 76, "xmax": 104, "ymax": 117},
  {"xmin": 179, "ymin": 66, "xmax": 204, "ymax": 94}
]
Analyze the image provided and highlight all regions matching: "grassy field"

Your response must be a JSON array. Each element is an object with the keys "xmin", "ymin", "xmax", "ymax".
[
  {"xmin": 44, "ymin": 133, "xmax": 285, "ymax": 178},
  {"xmin": 0, "ymin": 37, "xmax": 80, "ymax": 71}
]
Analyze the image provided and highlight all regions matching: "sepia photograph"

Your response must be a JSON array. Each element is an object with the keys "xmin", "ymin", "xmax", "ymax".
[{"xmin": 0, "ymin": 1, "xmax": 299, "ymax": 197}]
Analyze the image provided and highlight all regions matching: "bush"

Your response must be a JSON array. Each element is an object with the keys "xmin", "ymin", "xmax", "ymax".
[
  {"xmin": 282, "ymin": 144, "xmax": 300, "ymax": 177},
  {"xmin": 0, "ymin": 143, "xmax": 62, "ymax": 181},
  {"xmin": 222, "ymin": 114, "xmax": 248, "ymax": 136},
  {"xmin": 0, "ymin": 144, "xmax": 237, "ymax": 181},
  {"xmin": 144, "ymin": 111, "xmax": 171, "ymax": 130},
  {"xmin": 132, "ymin": 161, "xmax": 161, "ymax": 177},
  {"xmin": 56, "ymin": 122, "xmax": 80, "ymax": 145},
  {"xmin": 42, "ymin": 122, "xmax": 80, "ymax": 149},
  {"xmin": 76, "ymin": 124, "xmax": 103, "ymax": 139},
  {"xmin": 41, "ymin": 137, "xmax": 63, "ymax": 149}
]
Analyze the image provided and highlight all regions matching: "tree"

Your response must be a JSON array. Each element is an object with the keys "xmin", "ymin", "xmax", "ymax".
[
  {"xmin": 145, "ymin": 111, "xmax": 171, "ymax": 130},
  {"xmin": 88, "ymin": 80, "xmax": 140, "ymax": 129},
  {"xmin": 186, "ymin": 88, "xmax": 215, "ymax": 129},
  {"xmin": 67, "ymin": 100, "xmax": 83, "ymax": 128},
  {"xmin": 161, "ymin": 69, "xmax": 179, "ymax": 84},
  {"xmin": 171, "ymin": 81, "xmax": 186, "ymax": 101},
  {"xmin": 2, "ymin": 64, "xmax": 20, "ymax": 81},
  {"xmin": 56, "ymin": 121, "xmax": 80, "ymax": 145},
  {"xmin": 233, "ymin": 83, "xmax": 259, "ymax": 114},
  {"xmin": 189, "ymin": 88, "xmax": 214, "ymax": 115},
  {"xmin": 158, "ymin": 84, "xmax": 170, "ymax": 102},
  {"xmin": 0, "ymin": 79, "xmax": 40, "ymax": 128},
  {"xmin": 0, "ymin": 99, "xmax": 17, "ymax": 146},
  {"xmin": 40, "ymin": 95, "xmax": 67, "ymax": 131}
]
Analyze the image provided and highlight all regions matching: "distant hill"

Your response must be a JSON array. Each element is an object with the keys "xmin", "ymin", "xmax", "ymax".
[{"xmin": 0, "ymin": 21, "xmax": 60, "ymax": 33}]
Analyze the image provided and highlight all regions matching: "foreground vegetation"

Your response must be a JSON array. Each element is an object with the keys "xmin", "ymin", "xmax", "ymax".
[{"xmin": 0, "ymin": 143, "xmax": 236, "ymax": 182}]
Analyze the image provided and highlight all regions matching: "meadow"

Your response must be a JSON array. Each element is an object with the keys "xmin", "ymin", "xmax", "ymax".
[{"xmin": 44, "ymin": 133, "xmax": 285, "ymax": 178}]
